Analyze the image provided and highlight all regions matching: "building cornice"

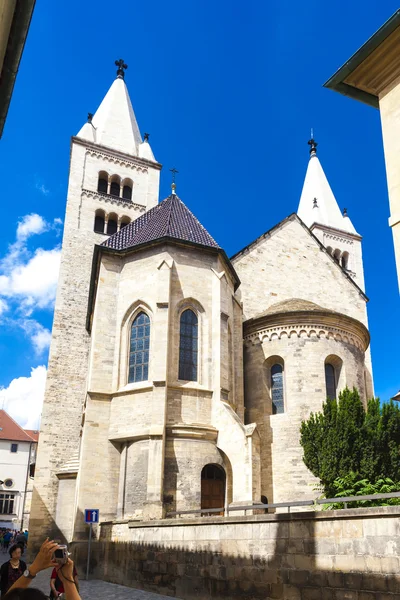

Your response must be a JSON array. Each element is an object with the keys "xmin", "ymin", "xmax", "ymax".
[
  {"xmin": 71, "ymin": 136, "xmax": 163, "ymax": 171},
  {"xmin": 244, "ymin": 309, "xmax": 370, "ymax": 351},
  {"xmin": 310, "ymin": 222, "xmax": 362, "ymax": 242}
]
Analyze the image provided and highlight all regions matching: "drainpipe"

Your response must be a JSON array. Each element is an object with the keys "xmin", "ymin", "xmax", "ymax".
[{"xmin": 20, "ymin": 441, "xmax": 32, "ymax": 530}]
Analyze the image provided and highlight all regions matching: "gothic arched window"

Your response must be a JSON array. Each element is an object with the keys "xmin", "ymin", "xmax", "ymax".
[
  {"xmin": 271, "ymin": 363, "xmax": 284, "ymax": 414},
  {"xmin": 128, "ymin": 312, "xmax": 150, "ymax": 383},
  {"xmin": 325, "ymin": 363, "xmax": 336, "ymax": 400},
  {"xmin": 178, "ymin": 309, "xmax": 198, "ymax": 381}
]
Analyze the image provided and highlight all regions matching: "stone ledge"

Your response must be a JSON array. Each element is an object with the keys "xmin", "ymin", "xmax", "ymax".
[{"xmin": 111, "ymin": 505, "xmax": 400, "ymax": 529}]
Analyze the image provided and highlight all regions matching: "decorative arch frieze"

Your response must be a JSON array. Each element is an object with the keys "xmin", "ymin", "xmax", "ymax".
[
  {"xmin": 244, "ymin": 323, "xmax": 364, "ymax": 351},
  {"xmin": 85, "ymin": 147, "xmax": 149, "ymax": 172}
]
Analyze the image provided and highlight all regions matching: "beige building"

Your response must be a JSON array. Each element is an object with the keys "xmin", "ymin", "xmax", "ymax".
[
  {"xmin": 324, "ymin": 9, "xmax": 400, "ymax": 292},
  {"xmin": 29, "ymin": 62, "xmax": 373, "ymax": 546}
]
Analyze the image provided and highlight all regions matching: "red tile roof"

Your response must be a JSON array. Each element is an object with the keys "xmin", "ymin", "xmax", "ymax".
[
  {"xmin": 0, "ymin": 410, "xmax": 34, "ymax": 442},
  {"xmin": 24, "ymin": 429, "xmax": 39, "ymax": 442}
]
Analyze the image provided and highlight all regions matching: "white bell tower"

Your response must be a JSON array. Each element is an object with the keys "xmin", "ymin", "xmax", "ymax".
[{"xmin": 297, "ymin": 137, "xmax": 365, "ymax": 292}]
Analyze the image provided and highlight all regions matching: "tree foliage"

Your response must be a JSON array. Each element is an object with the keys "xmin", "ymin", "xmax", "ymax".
[
  {"xmin": 300, "ymin": 388, "xmax": 400, "ymax": 497},
  {"xmin": 322, "ymin": 473, "xmax": 400, "ymax": 509}
]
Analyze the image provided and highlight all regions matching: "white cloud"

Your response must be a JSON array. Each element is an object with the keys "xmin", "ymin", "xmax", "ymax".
[
  {"xmin": 0, "ymin": 247, "xmax": 61, "ymax": 310},
  {"xmin": 0, "ymin": 299, "xmax": 8, "ymax": 316},
  {"xmin": 17, "ymin": 214, "xmax": 47, "ymax": 241},
  {"xmin": 20, "ymin": 320, "xmax": 52, "ymax": 354},
  {"xmin": 35, "ymin": 182, "xmax": 50, "ymax": 196},
  {"xmin": 0, "ymin": 213, "xmax": 61, "ymax": 350},
  {"xmin": 1, "ymin": 366, "xmax": 47, "ymax": 429}
]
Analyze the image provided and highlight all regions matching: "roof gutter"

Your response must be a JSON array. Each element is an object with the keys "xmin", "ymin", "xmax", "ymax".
[{"xmin": 323, "ymin": 9, "xmax": 400, "ymax": 108}]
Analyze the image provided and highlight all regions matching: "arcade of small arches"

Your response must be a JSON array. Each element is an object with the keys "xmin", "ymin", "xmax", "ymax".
[
  {"xmin": 244, "ymin": 325, "xmax": 365, "ymax": 351},
  {"xmin": 94, "ymin": 209, "xmax": 131, "ymax": 235},
  {"xmin": 326, "ymin": 245, "xmax": 350, "ymax": 270},
  {"xmin": 97, "ymin": 171, "xmax": 133, "ymax": 201}
]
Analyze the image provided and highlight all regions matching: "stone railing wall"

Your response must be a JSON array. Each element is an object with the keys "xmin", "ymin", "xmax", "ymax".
[{"xmin": 71, "ymin": 507, "xmax": 400, "ymax": 599}]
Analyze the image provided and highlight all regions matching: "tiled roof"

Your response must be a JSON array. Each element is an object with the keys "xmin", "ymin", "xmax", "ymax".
[
  {"xmin": 0, "ymin": 410, "xmax": 34, "ymax": 442},
  {"xmin": 24, "ymin": 429, "xmax": 39, "ymax": 442},
  {"xmin": 102, "ymin": 194, "xmax": 220, "ymax": 251}
]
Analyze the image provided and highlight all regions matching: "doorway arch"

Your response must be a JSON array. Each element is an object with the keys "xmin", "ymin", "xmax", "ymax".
[{"xmin": 201, "ymin": 464, "xmax": 226, "ymax": 515}]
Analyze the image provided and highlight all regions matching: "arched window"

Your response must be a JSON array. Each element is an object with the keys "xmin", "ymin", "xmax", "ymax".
[
  {"xmin": 326, "ymin": 246, "xmax": 333, "ymax": 256},
  {"xmin": 97, "ymin": 172, "xmax": 108, "ymax": 193},
  {"xmin": 107, "ymin": 214, "xmax": 118, "ymax": 235},
  {"xmin": 128, "ymin": 312, "xmax": 150, "ymax": 383},
  {"xmin": 110, "ymin": 181, "xmax": 120, "ymax": 197},
  {"xmin": 178, "ymin": 309, "xmax": 198, "ymax": 381},
  {"xmin": 341, "ymin": 252, "xmax": 349, "ymax": 270},
  {"xmin": 325, "ymin": 363, "xmax": 336, "ymax": 400},
  {"xmin": 120, "ymin": 218, "xmax": 130, "ymax": 230},
  {"xmin": 122, "ymin": 185, "xmax": 132, "ymax": 200},
  {"xmin": 94, "ymin": 211, "xmax": 105, "ymax": 233},
  {"xmin": 333, "ymin": 248, "xmax": 341, "ymax": 263},
  {"xmin": 271, "ymin": 364, "xmax": 284, "ymax": 414}
]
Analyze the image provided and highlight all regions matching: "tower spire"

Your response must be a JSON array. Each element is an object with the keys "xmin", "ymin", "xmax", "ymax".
[{"xmin": 298, "ymin": 138, "xmax": 358, "ymax": 235}]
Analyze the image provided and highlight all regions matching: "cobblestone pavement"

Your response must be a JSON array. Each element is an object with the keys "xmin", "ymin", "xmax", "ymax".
[{"xmin": 30, "ymin": 568, "xmax": 178, "ymax": 600}]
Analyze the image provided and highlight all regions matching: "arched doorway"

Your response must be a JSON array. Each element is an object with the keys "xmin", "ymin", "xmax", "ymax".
[{"xmin": 201, "ymin": 464, "xmax": 225, "ymax": 515}]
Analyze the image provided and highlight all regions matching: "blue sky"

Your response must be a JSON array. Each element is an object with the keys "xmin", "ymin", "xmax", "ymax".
[{"xmin": 0, "ymin": 0, "xmax": 398, "ymax": 427}]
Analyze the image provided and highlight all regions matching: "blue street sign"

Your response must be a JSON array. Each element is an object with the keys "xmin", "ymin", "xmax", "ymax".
[{"xmin": 85, "ymin": 509, "xmax": 99, "ymax": 524}]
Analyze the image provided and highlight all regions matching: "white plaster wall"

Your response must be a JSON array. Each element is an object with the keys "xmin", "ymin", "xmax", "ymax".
[{"xmin": 0, "ymin": 440, "xmax": 30, "ymax": 524}]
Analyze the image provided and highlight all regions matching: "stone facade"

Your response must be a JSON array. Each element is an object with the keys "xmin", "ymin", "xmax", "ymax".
[
  {"xmin": 29, "ymin": 73, "xmax": 374, "ymax": 552},
  {"xmin": 71, "ymin": 507, "xmax": 400, "ymax": 599}
]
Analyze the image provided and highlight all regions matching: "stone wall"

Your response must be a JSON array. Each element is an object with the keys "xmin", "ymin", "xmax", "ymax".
[{"xmin": 72, "ymin": 507, "xmax": 400, "ymax": 599}]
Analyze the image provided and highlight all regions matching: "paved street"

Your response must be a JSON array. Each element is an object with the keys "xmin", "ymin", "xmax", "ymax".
[{"xmin": 31, "ymin": 568, "xmax": 178, "ymax": 600}]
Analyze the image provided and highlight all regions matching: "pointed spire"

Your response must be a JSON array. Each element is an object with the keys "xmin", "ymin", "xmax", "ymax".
[
  {"xmin": 298, "ymin": 138, "xmax": 359, "ymax": 235},
  {"xmin": 76, "ymin": 59, "xmax": 156, "ymax": 161}
]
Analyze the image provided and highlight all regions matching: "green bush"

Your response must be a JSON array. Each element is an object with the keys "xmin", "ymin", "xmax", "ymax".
[
  {"xmin": 320, "ymin": 473, "xmax": 400, "ymax": 509},
  {"xmin": 300, "ymin": 388, "xmax": 400, "ymax": 499}
]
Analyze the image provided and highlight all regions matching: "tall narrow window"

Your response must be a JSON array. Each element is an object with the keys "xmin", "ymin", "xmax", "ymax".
[
  {"xmin": 122, "ymin": 185, "xmax": 132, "ymax": 200},
  {"xmin": 97, "ymin": 173, "xmax": 108, "ymax": 193},
  {"xmin": 94, "ymin": 212, "xmax": 105, "ymax": 233},
  {"xmin": 271, "ymin": 364, "xmax": 284, "ymax": 414},
  {"xmin": 110, "ymin": 181, "xmax": 120, "ymax": 197},
  {"xmin": 128, "ymin": 312, "xmax": 150, "ymax": 383},
  {"xmin": 179, "ymin": 309, "xmax": 198, "ymax": 381},
  {"xmin": 325, "ymin": 363, "xmax": 336, "ymax": 399},
  {"xmin": 107, "ymin": 215, "xmax": 118, "ymax": 235}
]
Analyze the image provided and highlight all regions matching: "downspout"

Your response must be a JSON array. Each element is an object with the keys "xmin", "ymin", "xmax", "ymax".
[{"xmin": 20, "ymin": 440, "xmax": 32, "ymax": 530}]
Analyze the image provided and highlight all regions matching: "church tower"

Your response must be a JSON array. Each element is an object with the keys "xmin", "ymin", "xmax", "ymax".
[
  {"xmin": 297, "ymin": 137, "xmax": 366, "ymax": 291},
  {"xmin": 29, "ymin": 61, "xmax": 162, "ymax": 544}
]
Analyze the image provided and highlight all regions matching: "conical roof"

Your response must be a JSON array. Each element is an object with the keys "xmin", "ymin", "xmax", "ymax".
[
  {"xmin": 298, "ymin": 145, "xmax": 359, "ymax": 235},
  {"xmin": 102, "ymin": 193, "xmax": 220, "ymax": 251},
  {"xmin": 76, "ymin": 77, "xmax": 144, "ymax": 156}
]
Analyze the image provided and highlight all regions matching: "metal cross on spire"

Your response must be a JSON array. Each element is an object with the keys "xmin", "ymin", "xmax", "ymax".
[
  {"xmin": 170, "ymin": 168, "xmax": 179, "ymax": 195},
  {"xmin": 308, "ymin": 128, "xmax": 318, "ymax": 155},
  {"xmin": 115, "ymin": 59, "xmax": 128, "ymax": 79}
]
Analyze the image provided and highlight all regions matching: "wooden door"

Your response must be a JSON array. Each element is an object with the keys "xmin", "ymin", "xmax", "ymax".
[{"xmin": 201, "ymin": 466, "xmax": 225, "ymax": 515}]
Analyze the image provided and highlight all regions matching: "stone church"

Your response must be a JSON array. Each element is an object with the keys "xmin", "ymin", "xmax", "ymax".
[{"xmin": 29, "ymin": 62, "xmax": 373, "ymax": 544}]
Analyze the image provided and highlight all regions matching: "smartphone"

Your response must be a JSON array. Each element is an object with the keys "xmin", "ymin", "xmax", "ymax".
[{"xmin": 53, "ymin": 545, "xmax": 68, "ymax": 565}]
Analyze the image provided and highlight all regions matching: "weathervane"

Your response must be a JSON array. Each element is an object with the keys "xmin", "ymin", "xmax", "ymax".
[
  {"xmin": 115, "ymin": 59, "xmax": 128, "ymax": 79},
  {"xmin": 170, "ymin": 168, "xmax": 179, "ymax": 194}
]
